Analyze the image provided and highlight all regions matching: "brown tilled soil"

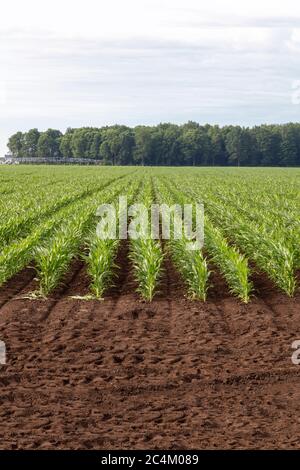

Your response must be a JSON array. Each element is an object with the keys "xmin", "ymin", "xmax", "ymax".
[{"xmin": 0, "ymin": 244, "xmax": 300, "ymax": 450}]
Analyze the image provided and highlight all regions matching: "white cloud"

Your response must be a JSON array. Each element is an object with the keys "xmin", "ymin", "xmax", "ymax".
[{"xmin": 1, "ymin": 0, "xmax": 300, "ymax": 155}]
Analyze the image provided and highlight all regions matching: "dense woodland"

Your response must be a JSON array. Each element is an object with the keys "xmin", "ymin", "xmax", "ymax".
[{"xmin": 7, "ymin": 122, "xmax": 300, "ymax": 166}]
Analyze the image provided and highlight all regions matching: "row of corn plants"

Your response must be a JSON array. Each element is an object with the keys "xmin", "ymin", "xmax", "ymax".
[
  {"xmin": 128, "ymin": 176, "xmax": 164, "ymax": 301},
  {"xmin": 162, "ymin": 178, "xmax": 252, "ymax": 303},
  {"xmin": 0, "ymin": 166, "xmax": 121, "ymax": 216},
  {"xmin": 33, "ymin": 173, "xmax": 135, "ymax": 296},
  {"xmin": 210, "ymin": 186, "xmax": 300, "ymax": 271},
  {"xmin": 174, "ymin": 174, "xmax": 297, "ymax": 296},
  {"xmin": 0, "ymin": 172, "xmax": 70, "ymax": 212},
  {"xmin": 0, "ymin": 171, "xmax": 129, "ymax": 247},
  {"xmin": 207, "ymin": 200, "xmax": 296, "ymax": 296},
  {"xmin": 203, "ymin": 174, "xmax": 300, "ymax": 267},
  {"xmin": 154, "ymin": 178, "xmax": 210, "ymax": 301},
  {"xmin": 83, "ymin": 178, "xmax": 142, "ymax": 299},
  {"xmin": 0, "ymin": 171, "xmax": 133, "ymax": 290}
]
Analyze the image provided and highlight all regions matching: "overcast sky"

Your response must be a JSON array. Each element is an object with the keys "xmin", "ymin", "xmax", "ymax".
[{"xmin": 1, "ymin": 0, "xmax": 300, "ymax": 155}]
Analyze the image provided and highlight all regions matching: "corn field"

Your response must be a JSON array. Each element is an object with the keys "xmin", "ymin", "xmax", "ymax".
[{"xmin": 0, "ymin": 165, "xmax": 299, "ymax": 302}]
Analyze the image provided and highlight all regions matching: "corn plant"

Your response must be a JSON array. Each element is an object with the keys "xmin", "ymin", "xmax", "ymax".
[
  {"xmin": 128, "ymin": 177, "xmax": 164, "ymax": 301},
  {"xmin": 0, "ymin": 171, "xmax": 130, "ymax": 247},
  {"xmin": 129, "ymin": 238, "xmax": 164, "ymax": 301},
  {"xmin": 153, "ymin": 177, "xmax": 210, "ymax": 300},
  {"xmin": 33, "ymin": 175, "xmax": 134, "ymax": 297},
  {"xmin": 0, "ymin": 208, "xmax": 75, "ymax": 287},
  {"xmin": 170, "ymin": 174, "xmax": 297, "ymax": 297},
  {"xmin": 169, "ymin": 236, "xmax": 209, "ymax": 300},
  {"xmin": 162, "ymin": 178, "xmax": 252, "ymax": 302},
  {"xmin": 83, "ymin": 237, "xmax": 119, "ymax": 299},
  {"xmin": 1, "ymin": 166, "xmax": 299, "ymax": 302},
  {"xmin": 0, "ymin": 171, "xmax": 133, "ymax": 291},
  {"xmin": 233, "ymin": 221, "xmax": 296, "ymax": 296},
  {"xmin": 34, "ymin": 220, "xmax": 85, "ymax": 296},
  {"xmin": 204, "ymin": 199, "xmax": 297, "ymax": 296},
  {"xmin": 83, "ymin": 179, "xmax": 142, "ymax": 299},
  {"xmin": 205, "ymin": 220, "xmax": 252, "ymax": 302}
]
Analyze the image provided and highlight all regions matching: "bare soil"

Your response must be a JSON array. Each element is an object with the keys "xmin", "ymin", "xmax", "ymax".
[{"xmin": 0, "ymin": 246, "xmax": 300, "ymax": 449}]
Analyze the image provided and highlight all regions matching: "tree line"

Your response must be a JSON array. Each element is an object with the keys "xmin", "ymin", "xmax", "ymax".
[{"xmin": 7, "ymin": 122, "xmax": 300, "ymax": 166}]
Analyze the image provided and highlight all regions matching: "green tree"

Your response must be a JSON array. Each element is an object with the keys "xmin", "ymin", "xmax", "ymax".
[
  {"xmin": 253, "ymin": 125, "xmax": 280, "ymax": 166},
  {"xmin": 23, "ymin": 129, "xmax": 40, "ymax": 158},
  {"xmin": 7, "ymin": 121, "xmax": 300, "ymax": 167},
  {"xmin": 225, "ymin": 126, "xmax": 250, "ymax": 166},
  {"xmin": 7, "ymin": 132, "xmax": 25, "ymax": 157},
  {"xmin": 89, "ymin": 131, "xmax": 102, "ymax": 159},
  {"xmin": 279, "ymin": 125, "xmax": 298, "ymax": 166},
  {"xmin": 207, "ymin": 125, "xmax": 226, "ymax": 166},
  {"xmin": 37, "ymin": 129, "xmax": 62, "ymax": 159},
  {"xmin": 180, "ymin": 127, "xmax": 210, "ymax": 166},
  {"xmin": 134, "ymin": 126, "xmax": 155, "ymax": 165},
  {"xmin": 60, "ymin": 128, "xmax": 74, "ymax": 158},
  {"xmin": 71, "ymin": 129, "xmax": 88, "ymax": 158}
]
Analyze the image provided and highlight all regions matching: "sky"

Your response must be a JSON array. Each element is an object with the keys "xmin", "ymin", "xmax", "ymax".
[{"xmin": 1, "ymin": 0, "xmax": 300, "ymax": 155}]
